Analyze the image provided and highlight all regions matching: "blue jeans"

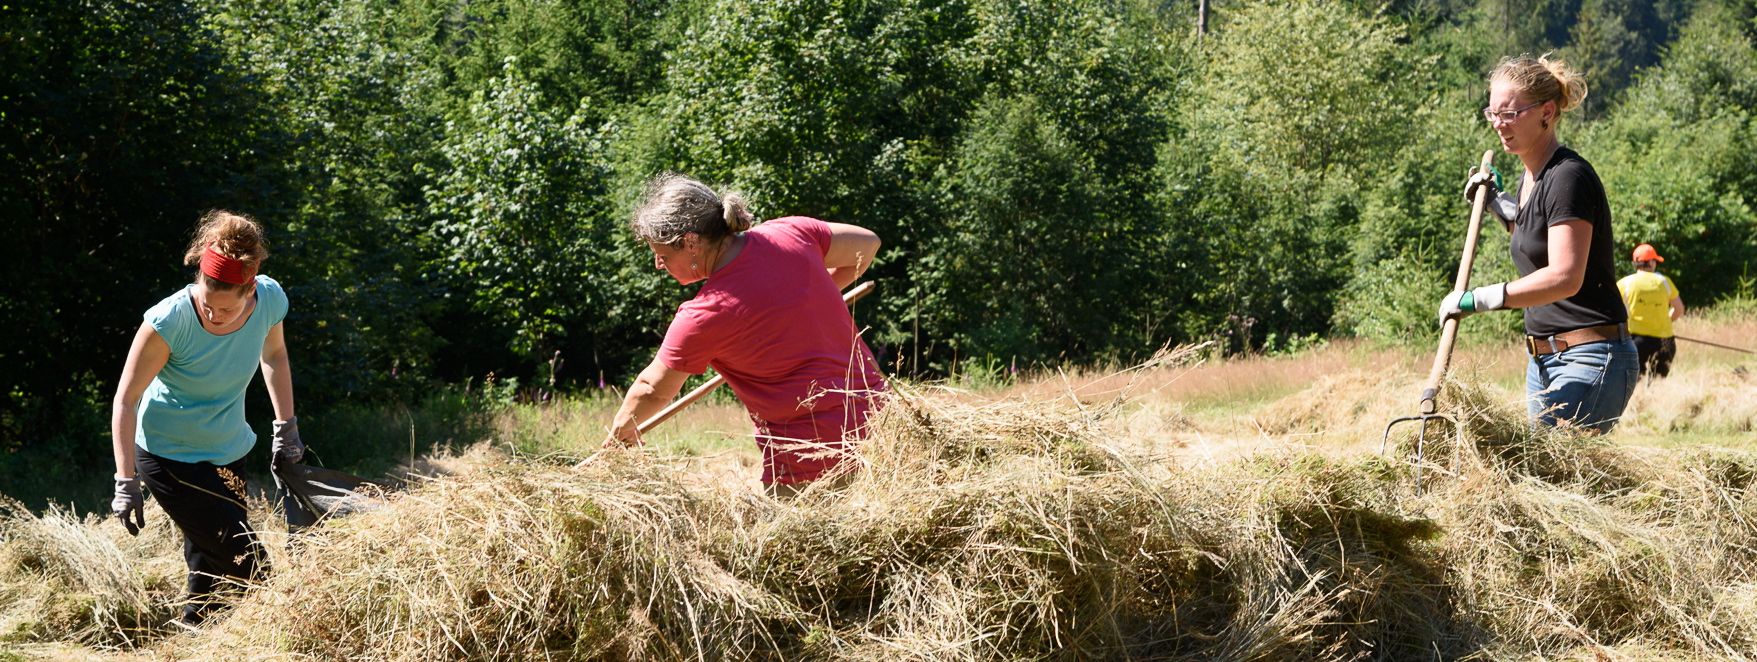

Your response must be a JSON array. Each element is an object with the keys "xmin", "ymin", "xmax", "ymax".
[{"xmin": 1525, "ymin": 338, "xmax": 1639, "ymax": 433}]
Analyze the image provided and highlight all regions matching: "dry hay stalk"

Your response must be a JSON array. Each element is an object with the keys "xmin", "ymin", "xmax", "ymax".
[
  {"xmin": 9, "ymin": 363, "xmax": 1757, "ymax": 660},
  {"xmin": 175, "ymin": 385, "xmax": 1467, "ymax": 660},
  {"xmin": 1408, "ymin": 379, "xmax": 1757, "ymax": 660},
  {"xmin": 0, "ymin": 498, "xmax": 182, "ymax": 648}
]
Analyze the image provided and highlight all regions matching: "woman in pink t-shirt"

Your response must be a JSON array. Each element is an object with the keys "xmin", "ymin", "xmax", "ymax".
[{"xmin": 605, "ymin": 173, "xmax": 887, "ymax": 494}]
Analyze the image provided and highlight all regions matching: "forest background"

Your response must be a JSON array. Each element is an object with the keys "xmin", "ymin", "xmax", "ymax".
[{"xmin": 3, "ymin": 0, "xmax": 1755, "ymax": 509}]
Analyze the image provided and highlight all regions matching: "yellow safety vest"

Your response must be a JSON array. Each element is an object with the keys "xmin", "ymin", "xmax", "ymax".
[{"xmin": 1617, "ymin": 270, "xmax": 1679, "ymax": 338}]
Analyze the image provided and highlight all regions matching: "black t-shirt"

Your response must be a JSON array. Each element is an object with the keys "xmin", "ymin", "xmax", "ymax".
[{"xmin": 1511, "ymin": 146, "xmax": 1626, "ymax": 336}]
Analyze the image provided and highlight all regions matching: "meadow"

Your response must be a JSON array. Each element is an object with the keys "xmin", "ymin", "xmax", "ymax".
[
  {"xmin": 3, "ymin": 312, "xmax": 1753, "ymax": 660},
  {"xmin": 8, "ymin": 1, "xmax": 1757, "ymax": 658}
]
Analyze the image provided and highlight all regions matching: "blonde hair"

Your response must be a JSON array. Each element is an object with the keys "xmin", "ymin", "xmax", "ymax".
[
  {"xmin": 629, "ymin": 173, "xmax": 753, "ymax": 246},
  {"xmin": 1491, "ymin": 53, "xmax": 1589, "ymax": 118},
  {"xmin": 182, "ymin": 209, "xmax": 267, "ymax": 291}
]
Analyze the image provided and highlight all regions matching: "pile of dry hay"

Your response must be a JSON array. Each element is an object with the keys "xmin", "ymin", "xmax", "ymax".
[
  {"xmin": 0, "ymin": 499, "xmax": 183, "ymax": 649},
  {"xmin": 5, "ymin": 379, "xmax": 1757, "ymax": 660}
]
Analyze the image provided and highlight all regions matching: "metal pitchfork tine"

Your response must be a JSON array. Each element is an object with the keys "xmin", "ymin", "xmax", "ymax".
[{"xmin": 1383, "ymin": 149, "xmax": 1496, "ymax": 494}]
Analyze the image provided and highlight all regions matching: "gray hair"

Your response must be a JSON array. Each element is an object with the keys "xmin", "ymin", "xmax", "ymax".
[{"xmin": 630, "ymin": 173, "xmax": 754, "ymax": 246}]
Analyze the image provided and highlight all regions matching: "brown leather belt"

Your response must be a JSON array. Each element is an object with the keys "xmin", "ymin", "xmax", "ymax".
[{"xmin": 1526, "ymin": 323, "xmax": 1628, "ymax": 357}]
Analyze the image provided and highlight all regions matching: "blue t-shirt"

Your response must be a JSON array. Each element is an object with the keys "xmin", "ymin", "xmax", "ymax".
[{"xmin": 136, "ymin": 275, "xmax": 288, "ymax": 464}]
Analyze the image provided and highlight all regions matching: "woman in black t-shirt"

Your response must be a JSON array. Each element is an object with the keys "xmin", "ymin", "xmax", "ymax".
[{"xmin": 1440, "ymin": 54, "xmax": 1639, "ymax": 433}]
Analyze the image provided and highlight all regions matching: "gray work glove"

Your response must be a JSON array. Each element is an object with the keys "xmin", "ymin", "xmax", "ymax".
[
  {"xmin": 1463, "ymin": 167, "xmax": 1498, "ymax": 201},
  {"xmin": 272, "ymin": 417, "xmax": 305, "ymax": 468},
  {"xmin": 1464, "ymin": 167, "xmax": 1519, "ymax": 225},
  {"xmin": 112, "ymin": 475, "xmax": 145, "ymax": 536}
]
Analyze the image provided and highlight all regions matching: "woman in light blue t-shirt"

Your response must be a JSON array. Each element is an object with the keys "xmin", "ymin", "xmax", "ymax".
[{"xmin": 108, "ymin": 210, "xmax": 307, "ymax": 627}]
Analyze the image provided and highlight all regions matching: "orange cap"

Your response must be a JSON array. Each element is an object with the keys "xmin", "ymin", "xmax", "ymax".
[{"xmin": 1632, "ymin": 243, "xmax": 1664, "ymax": 263}]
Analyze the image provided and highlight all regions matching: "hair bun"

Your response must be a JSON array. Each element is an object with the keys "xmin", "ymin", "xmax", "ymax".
[
  {"xmin": 722, "ymin": 193, "xmax": 753, "ymax": 233},
  {"xmin": 183, "ymin": 210, "xmax": 268, "ymax": 268},
  {"xmin": 1490, "ymin": 53, "xmax": 1589, "ymax": 120},
  {"xmin": 1541, "ymin": 54, "xmax": 1588, "ymax": 112},
  {"xmin": 629, "ymin": 173, "xmax": 752, "ymax": 245}
]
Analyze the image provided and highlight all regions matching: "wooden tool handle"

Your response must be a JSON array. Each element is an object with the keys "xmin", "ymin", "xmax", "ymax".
[
  {"xmin": 1674, "ymin": 335, "xmax": 1756, "ymax": 355},
  {"xmin": 634, "ymin": 280, "xmax": 877, "ymax": 434},
  {"xmin": 1420, "ymin": 150, "xmax": 1497, "ymax": 415}
]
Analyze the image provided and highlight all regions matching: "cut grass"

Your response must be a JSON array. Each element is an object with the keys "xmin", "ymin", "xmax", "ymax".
[
  {"xmin": 21, "ymin": 379, "xmax": 1742, "ymax": 660},
  {"xmin": 4, "ymin": 312, "xmax": 1753, "ymax": 659}
]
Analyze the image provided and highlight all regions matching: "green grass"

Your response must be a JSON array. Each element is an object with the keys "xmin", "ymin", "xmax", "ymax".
[
  {"xmin": 0, "ymin": 393, "xmax": 111, "ymax": 513},
  {"xmin": 299, "ymin": 387, "xmax": 496, "ymax": 474},
  {"xmin": 644, "ymin": 426, "xmax": 752, "ymax": 458},
  {"xmin": 1179, "ymin": 382, "xmax": 1307, "ymax": 417},
  {"xmin": 476, "ymin": 385, "xmax": 754, "ymax": 464}
]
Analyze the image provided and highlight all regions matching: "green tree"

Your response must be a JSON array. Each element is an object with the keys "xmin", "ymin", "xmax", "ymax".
[
  {"xmin": 1164, "ymin": 0, "xmax": 1417, "ymax": 347},
  {"xmin": 0, "ymin": 0, "xmax": 275, "ymax": 447},
  {"xmin": 914, "ymin": 94, "xmax": 1125, "ymax": 361},
  {"xmin": 198, "ymin": 0, "xmax": 455, "ymax": 400},
  {"xmin": 424, "ymin": 61, "xmax": 617, "ymax": 364},
  {"xmin": 615, "ymin": 0, "xmax": 1178, "ymax": 370},
  {"xmin": 1583, "ymin": 0, "xmax": 1757, "ymax": 301},
  {"xmin": 1562, "ymin": 0, "xmax": 1694, "ymax": 114}
]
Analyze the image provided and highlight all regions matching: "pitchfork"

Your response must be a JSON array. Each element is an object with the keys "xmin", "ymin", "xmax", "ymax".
[{"xmin": 1382, "ymin": 150, "xmax": 1496, "ymax": 493}]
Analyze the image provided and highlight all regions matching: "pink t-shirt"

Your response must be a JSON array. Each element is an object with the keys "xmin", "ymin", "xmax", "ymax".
[{"xmin": 658, "ymin": 217, "xmax": 886, "ymax": 484}]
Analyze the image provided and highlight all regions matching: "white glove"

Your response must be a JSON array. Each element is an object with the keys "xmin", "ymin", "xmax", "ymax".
[
  {"xmin": 1485, "ymin": 192, "xmax": 1518, "ymax": 224},
  {"xmin": 1437, "ymin": 282, "xmax": 1508, "ymax": 327}
]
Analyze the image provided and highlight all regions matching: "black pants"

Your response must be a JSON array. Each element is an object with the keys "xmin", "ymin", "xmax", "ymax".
[
  {"xmin": 1632, "ymin": 334, "xmax": 1677, "ymax": 379},
  {"xmin": 136, "ymin": 449, "xmax": 270, "ymax": 625}
]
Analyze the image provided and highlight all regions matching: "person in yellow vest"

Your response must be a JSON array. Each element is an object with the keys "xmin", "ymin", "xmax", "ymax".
[{"xmin": 1617, "ymin": 243, "xmax": 1685, "ymax": 378}]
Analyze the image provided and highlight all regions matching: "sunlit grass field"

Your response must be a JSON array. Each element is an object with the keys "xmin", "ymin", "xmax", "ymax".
[
  {"xmin": 504, "ymin": 312, "xmax": 1756, "ymax": 470},
  {"xmin": 3, "ymin": 310, "xmax": 1753, "ymax": 660}
]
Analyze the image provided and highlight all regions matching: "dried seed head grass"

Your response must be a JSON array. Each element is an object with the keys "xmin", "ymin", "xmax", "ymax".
[
  {"xmin": 1619, "ymin": 365, "xmax": 1757, "ymax": 437},
  {"xmin": 1250, "ymin": 370, "xmax": 1403, "ymax": 440}
]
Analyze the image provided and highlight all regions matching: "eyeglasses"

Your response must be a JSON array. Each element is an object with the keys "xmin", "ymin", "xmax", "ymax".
[{"xmin": 1482, "ymin": 102, "xmax": 1542, "ymax": 124}]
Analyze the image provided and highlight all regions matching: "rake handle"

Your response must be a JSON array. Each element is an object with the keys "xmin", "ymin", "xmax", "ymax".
[
  {"xmin": 634, "ymin": 280, "xmax": 877, "ymax": 435},
  {"xmin": 1420, "ymin": 150, "xmax": 1497, "ymax": 415},
  {"xmin": 1674, "ymin": 335, "xmax": 1756, "ymax": 355}
]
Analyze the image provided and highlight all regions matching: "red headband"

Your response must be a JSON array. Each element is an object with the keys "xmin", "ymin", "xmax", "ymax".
[{"xmin": 200, "ymin": 244, "xmax": 254, "ymax": 285}]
